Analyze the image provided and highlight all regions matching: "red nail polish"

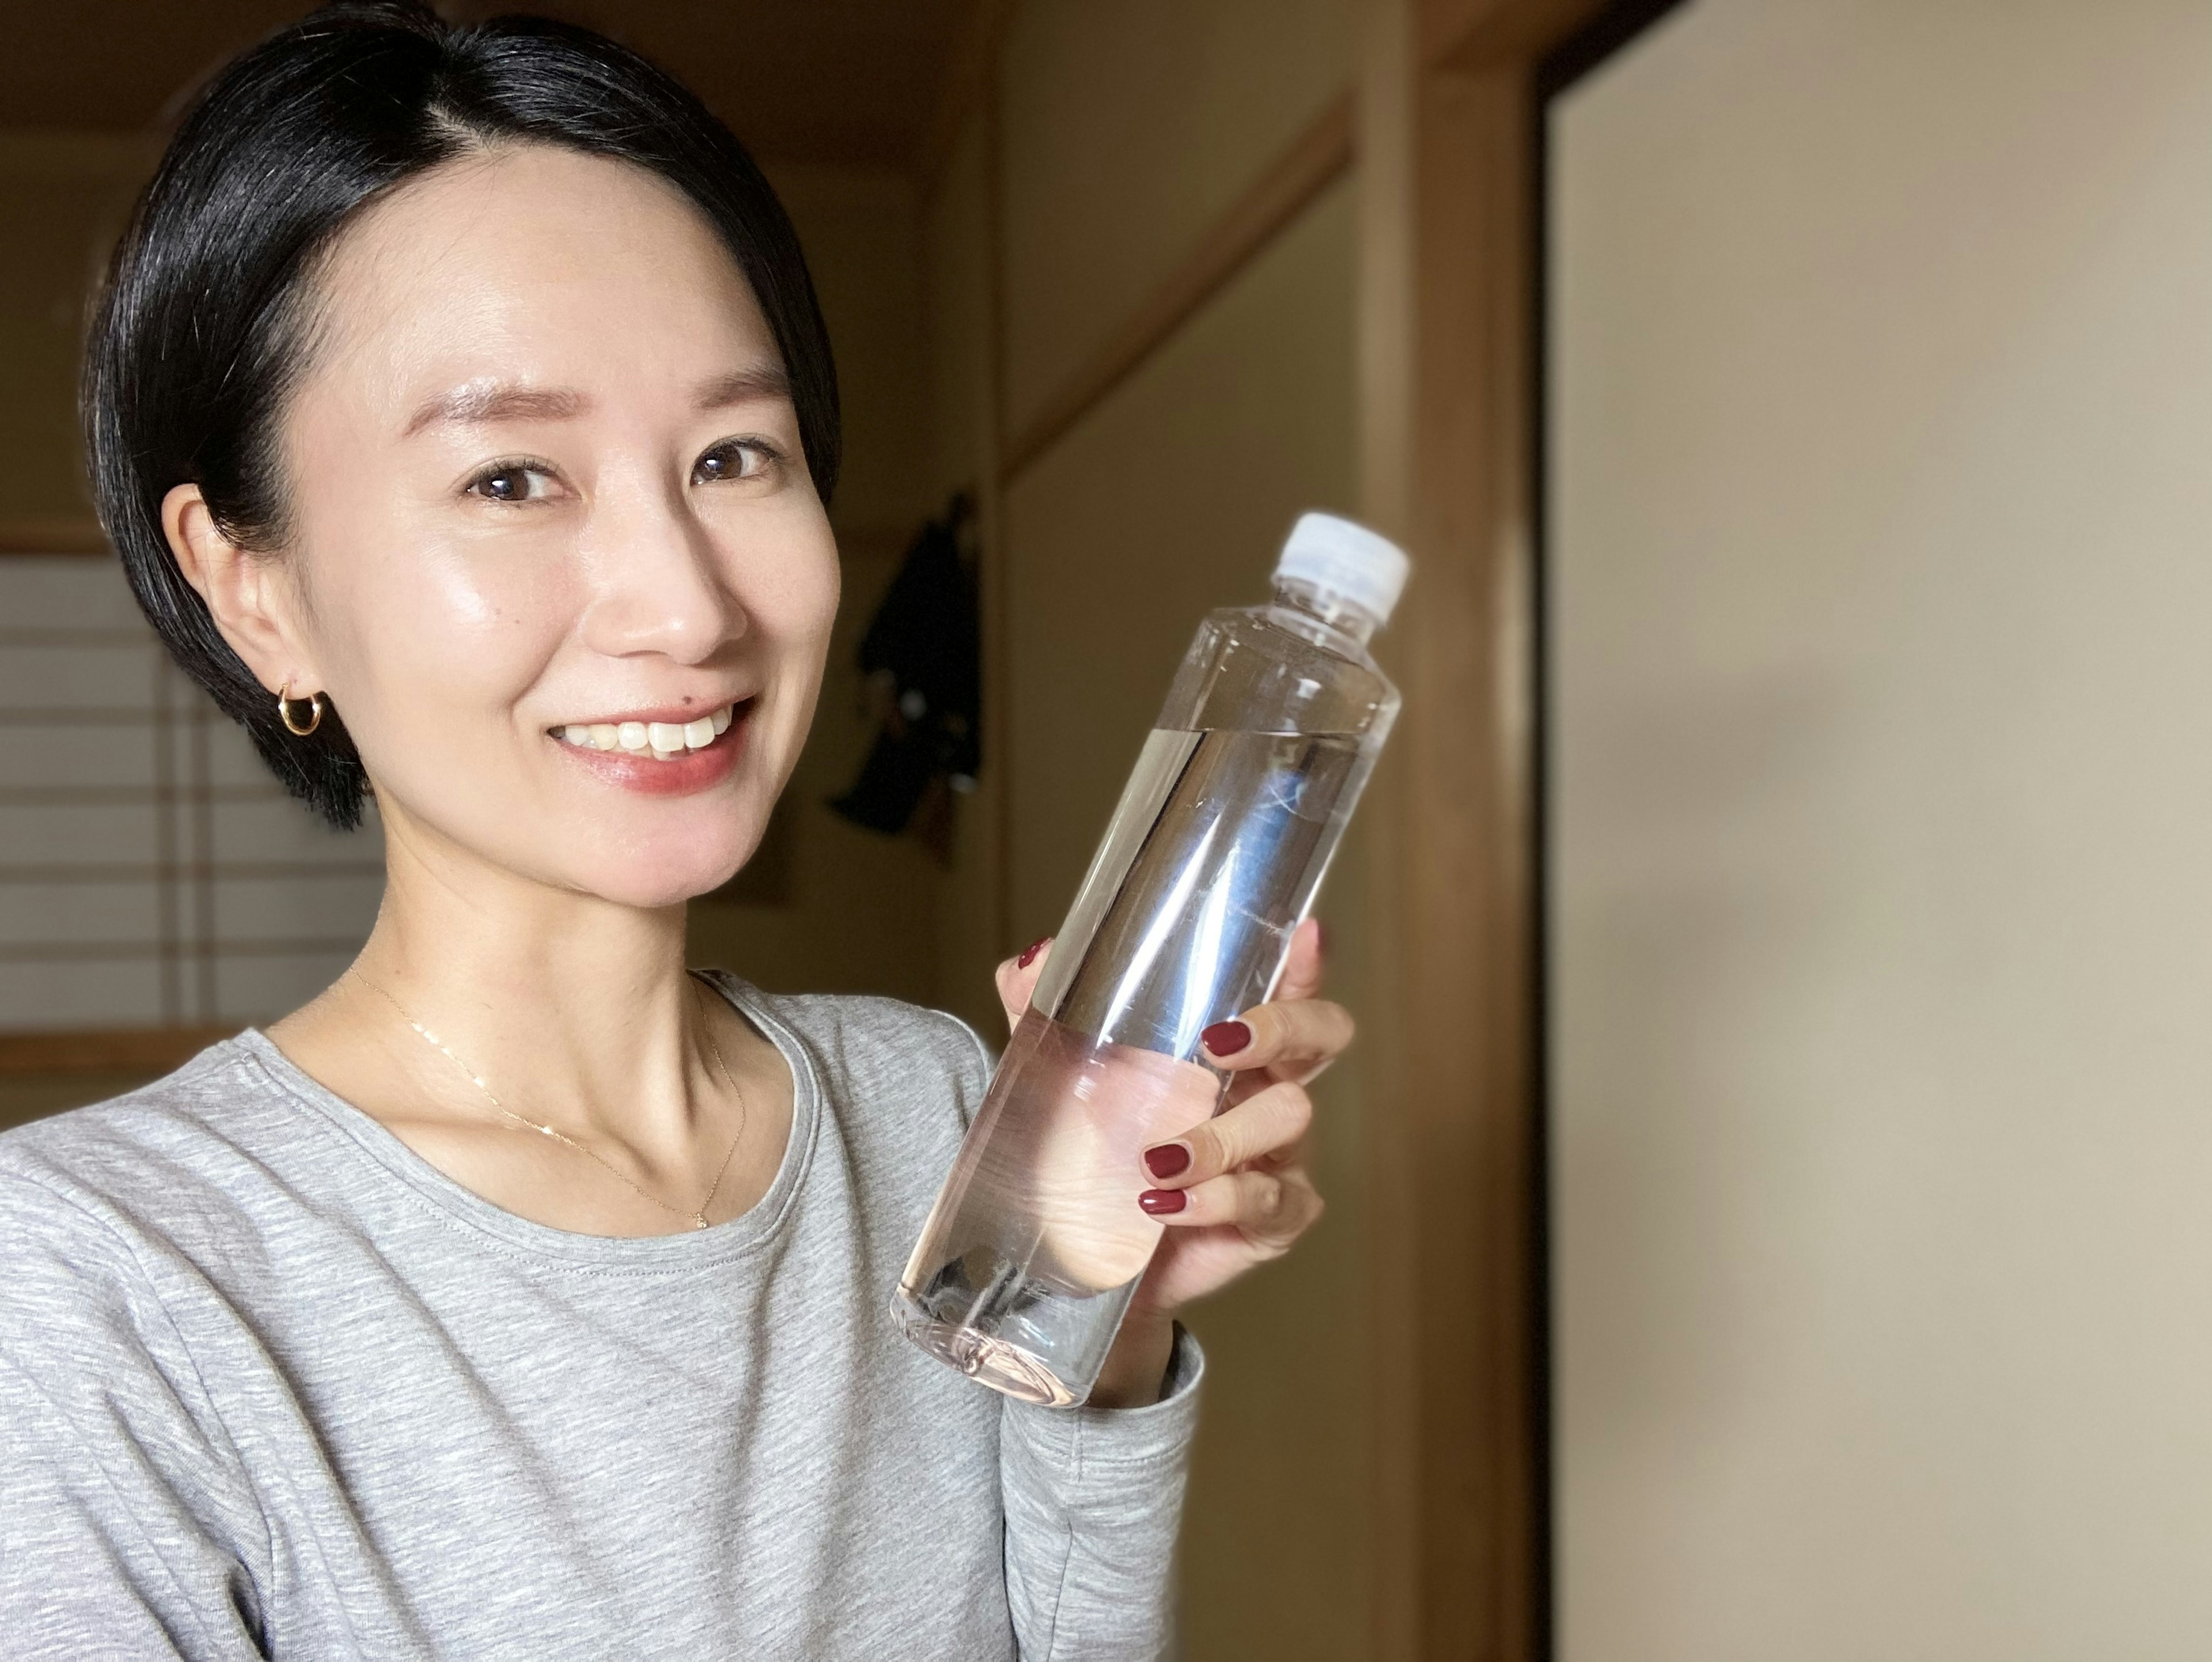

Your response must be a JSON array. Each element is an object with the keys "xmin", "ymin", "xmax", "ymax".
[
  {"xmin": 1139, "ymin": 1188, "xmax": 1187, "ymax": 1216},
  {"xmin": 1201, "ymin": 1019, "xmax": 1251, "ymax": 1057},
  {"xmin": 1017, "ymin": 938, "xmax": 1048, "ymax": 968},
  {"xmin": 1143, "ymin": 1142, "xmax": 1191, "ymax": 1179}
]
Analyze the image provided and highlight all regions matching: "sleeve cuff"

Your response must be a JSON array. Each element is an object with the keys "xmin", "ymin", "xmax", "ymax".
[
  {"xmin": 1002, "ymin": 1323, "xmax": 1205, "ymax": 1477},
  {"xmin": 997, "ymin": 1325, "xmax": 1203, "ymax": 1657}
]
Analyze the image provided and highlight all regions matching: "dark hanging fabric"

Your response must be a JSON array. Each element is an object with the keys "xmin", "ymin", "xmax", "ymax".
[{"xmin": 830, "ymin": 494, "xmax": 982, "ymax": 838}]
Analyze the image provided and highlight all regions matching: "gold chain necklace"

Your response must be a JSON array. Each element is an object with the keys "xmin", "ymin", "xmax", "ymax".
[{"xmin": 351, "ymin": 970, "xmax": 748, "ymax": 1231}]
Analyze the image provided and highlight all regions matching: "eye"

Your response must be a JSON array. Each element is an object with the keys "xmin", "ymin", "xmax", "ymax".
[
  {"xmin": 691, "ymin": 438, "xmax": 778, "ymax": 487},
  {"xmin": 465, "ymin": 461, "xmax": 563, "ymax": 504}
]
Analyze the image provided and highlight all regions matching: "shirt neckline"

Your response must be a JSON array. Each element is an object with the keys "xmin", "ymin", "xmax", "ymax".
[{"xmin": 230, "ymin": 971, "xmax": 822, "ymax": 1272}]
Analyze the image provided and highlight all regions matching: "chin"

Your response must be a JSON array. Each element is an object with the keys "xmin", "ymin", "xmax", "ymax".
[
  {"xmin": 583, "ymin": 831, "xmax": 764, "ymax": 911},
  {"xmin": 517, "ymin": 785, "xmax": 767, "ymax": 910}
]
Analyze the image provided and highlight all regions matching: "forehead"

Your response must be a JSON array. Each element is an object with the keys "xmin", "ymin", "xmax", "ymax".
[{"xmin": 305, "ymin": 145, "xmax": 776, "ymax": 409}]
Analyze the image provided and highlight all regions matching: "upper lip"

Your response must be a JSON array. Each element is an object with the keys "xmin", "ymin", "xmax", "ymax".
[{"xmin": 550, "ymin": 695, "xmax": 751, "ymax": 730}]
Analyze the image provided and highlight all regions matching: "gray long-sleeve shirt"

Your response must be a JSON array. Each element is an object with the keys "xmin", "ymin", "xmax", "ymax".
[{"xmin": 0, "ymin": 978, "xmax": 1199, "ymax": 1660}]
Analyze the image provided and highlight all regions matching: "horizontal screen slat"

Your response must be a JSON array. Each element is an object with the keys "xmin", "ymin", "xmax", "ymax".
[{"xmin": 0, "ymin": 561, "xmax": 379, "ymax": 1031}]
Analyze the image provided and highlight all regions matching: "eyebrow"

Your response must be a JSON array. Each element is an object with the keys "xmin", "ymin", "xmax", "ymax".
[
  {"xmin": 402, "ymin": 364, "xmax": 792, "ymax": 439},
  {"xmin": 403, "ymin": 382, "xmax": 585, "ymax": 437},
  {"xmin": 694, "ymin": 364, "xmax": 793, "ymax": 408}
]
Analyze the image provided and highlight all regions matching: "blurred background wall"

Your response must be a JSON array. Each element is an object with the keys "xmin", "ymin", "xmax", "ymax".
[{"xmin": 14, "ymin": 2, "xmax": 2212, "ymax": 1657}]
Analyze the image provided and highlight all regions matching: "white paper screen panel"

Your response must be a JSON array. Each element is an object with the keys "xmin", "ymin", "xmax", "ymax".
[{"xmin": 0, "ymin": 556, "xmax": 380, "ymax": 1031}]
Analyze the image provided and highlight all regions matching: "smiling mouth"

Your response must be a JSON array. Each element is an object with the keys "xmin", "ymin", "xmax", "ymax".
[{"xmin": 551, "ymin": 701, "xmax": 743, "ymax": 760}]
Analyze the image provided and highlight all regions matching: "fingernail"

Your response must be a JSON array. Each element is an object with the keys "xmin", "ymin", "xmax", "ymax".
[
  {"xmin": 1016, "ymin": 937, "xmax": 1048, "ymax": 968},
  {"xmin": 1139, "ymin": 1188, "xmax": 1187, "ymax": 1216},
  {"xmin": 1313, "ymin": 918, "xmax": 1327, "ymax": 957},
  {"xmin": 1143, "ymin": 1142, "xmax": 1192, "ymax": 1180},
  {"xmin": 1201, "ymin": 1019, "xmax": 1251, "ymax": 1057}
]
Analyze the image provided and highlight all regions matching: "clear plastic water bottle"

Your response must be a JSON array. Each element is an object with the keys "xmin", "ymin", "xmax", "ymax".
[{"xmin": 893, "ymin": 513, "xmax": 1407, "ymax": 1405}]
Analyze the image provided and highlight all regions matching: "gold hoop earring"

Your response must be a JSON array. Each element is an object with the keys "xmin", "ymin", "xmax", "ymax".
[{"xmin": 277, "ymin": 681, "xmax": 324, "ymax": 737}]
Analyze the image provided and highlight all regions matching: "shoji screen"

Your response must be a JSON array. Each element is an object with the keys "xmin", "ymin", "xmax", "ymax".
[{"xmin": 0, "ymin": 555, "xmax": 380, "ymax": 1031}]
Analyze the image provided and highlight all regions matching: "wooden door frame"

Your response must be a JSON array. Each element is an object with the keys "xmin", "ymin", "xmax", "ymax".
[{"xmin": 1359, "ymin": 2, "xmax": 1684, "ymax": 1656}]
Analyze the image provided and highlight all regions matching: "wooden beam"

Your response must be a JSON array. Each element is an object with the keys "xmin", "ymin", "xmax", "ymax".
[
  {"xmin": 997, "ymin": 91, "xmax": 1355, "ymax": 483},
  {"xmin": 980, "ymin": 34, "xmax": 1015, "ymax": 959},
  {"xmin": 1422, "ymin": 0, "xmax": 1614, "ymax": 71},
  {"xmin": 0, "ymin": 516, "xmax": 108, "ymax": 556},
  {"xmin": 1359, "ymin": 0, "xmax": 1620, "ymax": 1656},
  {"xmin": 0, "ymin": 1025, "xmax": 237, "ymax": 1076},
  {"xmin": 1355, "ymin": 5, "xmax": 1422, "ymax": 1655},
  {"xmin": 1397, "ymin": 62, "xmax": 1544, "ymax": 1662}
]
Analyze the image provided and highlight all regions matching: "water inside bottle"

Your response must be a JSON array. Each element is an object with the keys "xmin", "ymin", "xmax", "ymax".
[{"xmin": 894, "ymin": 726, "xmax": 1366, "ymax": 1404}]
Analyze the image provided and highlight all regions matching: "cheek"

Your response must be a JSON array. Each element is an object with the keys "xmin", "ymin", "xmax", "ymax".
[
  {"xmin": 312, "ymin": 532, "xmax": 575, "ymax": 740},
  {"xmin": 753, "ymin": 546, "xmax": 841, "ymax": 691},
  {"xmin": 726, "ymin": 543, "xmax": 838, "ymax": 781},
  {"xmin": 285, "ymin": 410, "xmax": 573, "ymax": 732}
]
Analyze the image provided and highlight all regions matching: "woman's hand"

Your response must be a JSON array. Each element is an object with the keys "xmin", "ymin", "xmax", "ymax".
[{"xmin": 991, "ymin": 918, "xmax": 1349, "ymax": 1406}]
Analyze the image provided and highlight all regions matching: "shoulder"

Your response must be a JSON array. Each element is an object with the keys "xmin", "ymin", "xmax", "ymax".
[
  {"xmin": 711, "ymin": 980, "xmax": 998, "ymax": 1151},
  {"xmin": 0, "ymin": 1067, "xmax": 268, "ymax": 1588},
  {"xmin": 0, "ymin": 1036, "xmax": 302, "ymax": 1266},
  {"xmin": 0, "ymin": 1053, "xmax": 248, "ymax": 1379},
  {"xmin": 732, "ymin": 983, "xmax": 994, "ymax": 1101}
]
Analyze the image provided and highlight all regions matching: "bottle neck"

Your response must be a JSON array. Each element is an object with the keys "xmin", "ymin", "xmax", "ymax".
[{"xmin": 1272, "ymin": 577, "xmax": 1382, "ymax": 647}]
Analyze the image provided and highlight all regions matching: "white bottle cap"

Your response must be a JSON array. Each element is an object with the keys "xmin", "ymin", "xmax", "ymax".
[{"xmin": 1272, "ymin": 512, "xmax": 1410, "ymax": 623}]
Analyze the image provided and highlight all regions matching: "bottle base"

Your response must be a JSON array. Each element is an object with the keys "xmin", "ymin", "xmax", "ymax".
[
  {"xmin": 893, "ymin": 1303, "xmax": 1078, "ymax": 1407},
  {"xmin": 892, "ymin": 1247, "xmax": 1142, "ymax": 1408}
]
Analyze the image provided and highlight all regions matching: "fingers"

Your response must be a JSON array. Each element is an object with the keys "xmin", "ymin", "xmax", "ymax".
[
  {"xmin": 992, "ymin": 937, "xmax": 1052, "ymax": 1033},
  {"xmin": 1142, "ymin": 1077, "xmax": 1312, "ymax": 1188},
  {"xmin": 1141, "ymin": 1165, "xmax": 1324, "ymax": 1249},
  {"xmin": 1271, "ymin": 917, "xmax": 1326, "ymax": 1004},
  {"xmin": 1200, "ymin": 994, "xmax": 1355, "ymax": 1081},
  {"xmin": 1137, "ymin": 1081, "xmax": 1323, "ymax": 1256}
]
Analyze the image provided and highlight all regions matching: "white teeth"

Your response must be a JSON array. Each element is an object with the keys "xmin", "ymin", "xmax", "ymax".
[{"xmin": 558, "ymin": 703, "xmax": 736, "ymax": 760}]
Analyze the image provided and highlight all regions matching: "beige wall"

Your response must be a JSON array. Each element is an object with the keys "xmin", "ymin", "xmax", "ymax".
[
  {"xmin": 763, "ymin": 162, "xmax": 938, "ymax": 535},
  {"xmin": 996, "ymin": 0, "xmax": 1349, "ymax": 434},
  {"xmin": 1550, "ymin": 2, "xmax": 2212, "ymax": 1655},
  {"xmin": 918, "ymin": 113, "xmax": 1009, "ymax": 1039},
  {"xmin": 0, "ymin": 133, "xmax": 154, "ymax": 532},
  {"xmin": 953, "ymin": 2, "xmax": 1372, "ymax": 1653}
]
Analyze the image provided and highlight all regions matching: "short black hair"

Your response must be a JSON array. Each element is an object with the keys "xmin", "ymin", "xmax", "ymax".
[{"xmin": 83, "ymin": 0, "xmax": 839, "ymax": 830}]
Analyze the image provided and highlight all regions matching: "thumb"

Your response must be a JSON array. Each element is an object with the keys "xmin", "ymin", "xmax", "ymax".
[{"xmin": 993, "ymin": 937, "xmax": 1053, "ymax": 1033}]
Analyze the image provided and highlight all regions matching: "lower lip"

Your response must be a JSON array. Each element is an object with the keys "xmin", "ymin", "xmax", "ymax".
[{"xmin": 551, "ymin": 707, "xmax": 750, "ymax": 797}]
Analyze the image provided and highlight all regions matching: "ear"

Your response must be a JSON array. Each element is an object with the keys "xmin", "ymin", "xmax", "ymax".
[{"xmin": 161, "ymin": 483, "xmax": 323, "ymax": 698}]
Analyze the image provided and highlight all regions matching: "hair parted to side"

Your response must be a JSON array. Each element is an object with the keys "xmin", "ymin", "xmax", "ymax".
[{"xmin": 83, "ymin": 0, "xmax": 840, "ymax": 830}]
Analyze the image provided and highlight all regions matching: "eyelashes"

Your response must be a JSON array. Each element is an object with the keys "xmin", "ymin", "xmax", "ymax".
[
  {"xmin": 690, "ymin": 437, "xmax": 782, "ymax": 486},
  {"xmin": 464, "ymin": 457, "xmax": 563, "ymax": 503},
  {"xmin": 460, "ymin": 439, "xmax": 784, "ymax": 504}
]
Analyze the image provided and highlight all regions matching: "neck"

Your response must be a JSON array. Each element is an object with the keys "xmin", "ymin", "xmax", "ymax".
[{"xmin": 342, "ymin": 805, "xmax": 709, "ymax": 1144}]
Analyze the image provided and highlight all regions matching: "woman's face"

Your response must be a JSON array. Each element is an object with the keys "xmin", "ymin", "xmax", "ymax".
[{"xmin": 271, "ymin": 144, "xmax": 838, "ymax": 908}]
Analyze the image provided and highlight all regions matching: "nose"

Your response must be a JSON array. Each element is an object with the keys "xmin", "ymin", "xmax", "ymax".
[{"xmin": 575, "ymin": 471, "xmax": 745, "ymax": 665}]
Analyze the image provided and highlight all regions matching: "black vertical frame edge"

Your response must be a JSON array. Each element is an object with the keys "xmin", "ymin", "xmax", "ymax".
[{"xmin": 1528, "ymin": 3, "xmax": 1694, "ymax": 1657}]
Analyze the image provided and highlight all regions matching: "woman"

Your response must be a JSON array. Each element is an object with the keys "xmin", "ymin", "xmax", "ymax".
[{"xmin": 0, "ymin": 5, "xmax": 1350, "ymax": 1659}]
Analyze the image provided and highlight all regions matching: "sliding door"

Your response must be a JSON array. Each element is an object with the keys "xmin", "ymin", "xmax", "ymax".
[{"xmin": 1547, "ymin": 3, "xmax": 2212, "ymax": 1654}]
